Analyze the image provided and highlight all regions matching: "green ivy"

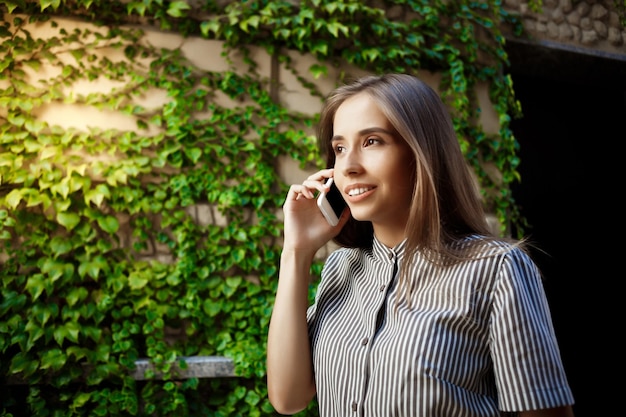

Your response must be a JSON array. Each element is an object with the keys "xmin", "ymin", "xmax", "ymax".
[{"xmin": 0, "ymin": 0, "xmax": 552, "ymax": 416}]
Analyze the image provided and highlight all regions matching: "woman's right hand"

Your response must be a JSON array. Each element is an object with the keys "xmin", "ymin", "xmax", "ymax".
[{"xmin": 282, "ymin": 168, "xmax": 349, "ymax": 255}]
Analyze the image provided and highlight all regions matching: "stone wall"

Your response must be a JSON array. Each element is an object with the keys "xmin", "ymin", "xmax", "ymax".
[{"xmin": 505, "ymin": 0, "xmax": 626, "ymax": 57}]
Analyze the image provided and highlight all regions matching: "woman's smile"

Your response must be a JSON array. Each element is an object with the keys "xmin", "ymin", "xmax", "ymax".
[{"xmin": 345, "ymin": 184, "xmax": 375, "ymax": 198}]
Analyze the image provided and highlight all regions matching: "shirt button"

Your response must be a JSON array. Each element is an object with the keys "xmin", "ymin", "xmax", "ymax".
[
  {"xmin": 352, "ymin": 402, "xmax": 358, "ymax": 411},
  {"xmin": 379, "ymin": 284, "xmax": 385, "ymax": 292},
  {"xmin": 388, "ymin": 252, "xmax": 393, "ymax": 260},
  {"xmin": 361, "ymin": 337, "xmax": 368, "ymax": 346}
]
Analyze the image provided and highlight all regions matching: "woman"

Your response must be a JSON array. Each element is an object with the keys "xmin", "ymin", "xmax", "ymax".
[{"xmin": 266, "ymin": 74, "xmax": 575, "ymax": 417}]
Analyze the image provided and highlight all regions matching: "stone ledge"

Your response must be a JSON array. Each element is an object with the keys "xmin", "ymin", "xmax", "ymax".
[
  {"xmin": 131, "ymin": 355, "xmax": 236, "ymax": 380},
  {"xmin": 6, "ymin": 356, "xmax": 236, "ymax": 385}
]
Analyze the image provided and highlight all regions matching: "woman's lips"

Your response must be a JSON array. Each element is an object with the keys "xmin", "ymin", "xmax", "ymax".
[{"xmin": 345, "ymin": 185, "xmax": 376, "ymax": 202}]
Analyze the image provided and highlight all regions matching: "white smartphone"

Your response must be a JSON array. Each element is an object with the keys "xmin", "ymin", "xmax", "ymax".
[{"xmin": 316, "ymin": 178, "xmax": 347, "ymax": 226}]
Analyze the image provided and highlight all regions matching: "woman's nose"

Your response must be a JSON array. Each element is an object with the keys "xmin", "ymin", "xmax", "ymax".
[{"xmin": 338, "ymin": 150, "xmax": 363, "ymax": 176}]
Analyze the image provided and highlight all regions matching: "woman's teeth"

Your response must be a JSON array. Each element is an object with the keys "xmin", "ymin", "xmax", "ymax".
[{"xmin": 348, "ymin": 187, "xmax": 372, "ymax": 196}]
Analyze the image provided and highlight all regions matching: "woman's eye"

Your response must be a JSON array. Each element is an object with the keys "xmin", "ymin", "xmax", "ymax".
[
  {"xmin": 333, "ymin": 144, "xmax": 345, "ymax": 154},
  {"xmin": 364, "ymin": 137, "xmax": 381, "ymax": 146}
]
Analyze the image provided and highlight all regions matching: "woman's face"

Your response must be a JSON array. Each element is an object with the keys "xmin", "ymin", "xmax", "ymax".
[{"xmin": 331, "ymin": 92, "xmax": 414, "ymax": 243}]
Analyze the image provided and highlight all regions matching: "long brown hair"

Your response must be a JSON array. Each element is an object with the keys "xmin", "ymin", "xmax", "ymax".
[{"xmin": 318, "ymin": 74, "xmax": 516, "ymax": 293}]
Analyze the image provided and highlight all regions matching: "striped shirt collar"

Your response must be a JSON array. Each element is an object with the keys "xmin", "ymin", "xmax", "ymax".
[{"xmin": 371, "ymin": 235, "xmax": 407, "ymax": 265}]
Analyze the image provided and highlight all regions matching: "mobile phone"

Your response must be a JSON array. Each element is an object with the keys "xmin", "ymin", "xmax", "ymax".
[{"xmin": 316, "ymin": 178, "xmax": 347, "ymax": 226}]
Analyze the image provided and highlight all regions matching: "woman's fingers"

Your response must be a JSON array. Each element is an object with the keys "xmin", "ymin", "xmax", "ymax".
[
  {"xmin": 301, "ymin": 169, "xmax": 335, "ymax": 196},
  {"xmin": 289, "ymin": 169, "xmax": 335, "ymax": 201},
  {"xmin": 288, "ymin": 184, "xmax": 315, "ymax": 201}
]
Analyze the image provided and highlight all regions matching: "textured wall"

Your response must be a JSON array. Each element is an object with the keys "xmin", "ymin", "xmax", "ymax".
[{"xmin": 505, "ymin": 0, "xmax": 625, "ymax": 55}]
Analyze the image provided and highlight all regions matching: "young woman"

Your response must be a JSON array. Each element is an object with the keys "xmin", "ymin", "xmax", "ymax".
[{"xmin": 266, "ymin": 74, "xmax": 575, "ymax": 417}]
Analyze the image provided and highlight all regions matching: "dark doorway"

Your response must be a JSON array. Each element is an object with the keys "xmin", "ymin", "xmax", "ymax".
[{"xmin": 506, "ymin": 40, "xmax": 625, "ymax": 417}]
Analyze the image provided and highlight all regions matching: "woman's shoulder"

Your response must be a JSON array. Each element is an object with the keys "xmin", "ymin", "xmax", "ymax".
[
  {"xmin": 458, "ymin": 234, "xmax": 529, "ymax": 254},
  {"xmin": 450, "ymin": 234, "xmax": 537, "ymax": 269}
]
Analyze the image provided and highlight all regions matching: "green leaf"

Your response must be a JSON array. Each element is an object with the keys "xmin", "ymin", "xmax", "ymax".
[
  {"xmin": 25, "ymin": 274, "xmax": 47, "ymax": 301},
  {"xmin": 203, "ymin": 300, "xmax": 221, "ymax": 317},
  {"xmin": 167, "ymin": 1, "xmax": 191, "ymax": 17},
  {"xmin": 78, "ymin": 260, "xmax": 102, "ymax": 280},
  {"xmin": 10, "ymin": 351, "xmax": 39, "ymax": 376},
  {"xmin": 185, "ymin": 147, "xmax": 202, "ymax": 163},
  {"xmin": 50, "ymin": 236, "xmax": 73, "ymax": 256},
  {"xmin": 51, "ymin": 177, "xmax": 71, "ymax": 198},
  {"xmin": 129, "ymin": 271, "xmax": 148, "ymax": 290},
  {"xmin": 66, "ymin": 287, "xmax": 88, "ymax": 307},
  {"xmin": 40, "ymin": 145, "xmax": 61, "ymax": 160},
  {"xmin": 4, "ymin": 189, "xmax": 23, "ymax": 209},
  {"xmin": 39, "ymin": 348, "xmax": 66, "ymax": 371},
  {"xmin": 231, "ymin": 248, "xmax": 245, "ymax": 263},
  {"xmin": 57, "ymin": 212, "xmax": 80, "ymax": 231},
  {"xmin": 64, "ymin": 321, "xmax": 80, "ymax": 343},
  {"xmin": 32, "ymin": 302, "xmax": 56, "ymax": 326},
  {"xmin": 97, "ymin": 215, "xmax": 119, "ymax": 234},
  {"xmin": 71, "ymin": 392, "xmax": 92, "ymax": 409},
  {"xmin": 25, "ymin": 320, "xmax": 45, "ymax": 348},
  {"xmin": 200, "ymin": 19, "xmax": 221, "ymax": 36}
]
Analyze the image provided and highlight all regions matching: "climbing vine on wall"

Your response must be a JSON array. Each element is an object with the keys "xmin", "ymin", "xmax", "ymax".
[{"xmin": 0, "ymin": 0, "xmax": 540, "ymax": 416}]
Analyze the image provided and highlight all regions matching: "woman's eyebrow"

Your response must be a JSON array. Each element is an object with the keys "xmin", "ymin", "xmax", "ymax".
[{"xmin": 331, "ymin": 127, "xmax": 395, "ymax": 142}]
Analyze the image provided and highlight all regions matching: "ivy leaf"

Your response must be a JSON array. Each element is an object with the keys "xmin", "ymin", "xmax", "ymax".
[
  {"xmin": 309, "ymin": 63, "xmax": 328, "ymax": 79},
  {"xmin": 24, "ymin": 58, "xmax": 41, "ymax": 71},
  {"xmin": 41, "ymin": 262, "xmax": 68, "ymax": 287},
  {"xmin": 57, "ymin": 212, "xmax": 80, "ymax": 231},
  {"xmin": 129, "ymin": 271, "xmax": 148, "ymax": 290},
  {"xmin": 40, "ymin": 348, "xmax": 66, "ymax": 371},
  {"xmin": 7, "ymin": 112, "xmax": 25, "ymax": 126},
  {"xmin": 325, "ymin": 22, "xmax": 348, "ymax": 38},
  {"xmin": 25, "ymin": 320, "xmax": 44, "ymax": 349},
  {"xmin": 107, "ymin": 169, "xmax": 128, "ymax": 186},
  {"xmin": 50, "ymin": 236, "xmax": 73, "ymax": 257},
  {"xmin": 32, "ymin": 302, "xmax": 56, "ymax": 326},
  {"xmin": 3, "ymin": 3, "xmax": 19, "ymax": 14},
  {"xmin": 167, "ymin": 1, "xmax": 191, "ymax": 17},
  {"xmin": 200, "ymin": 19, "xmax": 221, "ymax": 36},
  {"xmin": 4, "ymin": 189, "xmax": 23, "ymax": 209},
  {"xmin": 27, "ymin": 120, "xmax": 47, "ymax": 135},
  {"xmin": 226, "ymin": 276, "xmax": 242, "ymax": 289},
  {"xmin": 97, "ymin": 215, "xmax": 119, "ymax": 234},
  {"xmin": 71, "ymin": 48, "xmax": 85, "ymax": 62},
  {"xmin": 127, "ymin": 2, "xmax": 147, "ymax": 16},
  {"xmin": 51, "ymin": 177, "xmax": 70, "ymax": 198},
  {"xmin": 202, "ymin": 299, "xmax": 221, "ymax": 317},
  {"xmin": 25, "ymin": 274, "xmax": 46, "ymax": 301},
  {"xmin": 64, "ymin": 322, "xmax": 80, "ymax": 343},
  {"xmin": 78, "ymin": 259, "xmax": 103, "ymax": 280},
  {"xmin": 240, "ymin": 15, "xmax": 260, "ymax": 32},
  {"xmin": 39, "ymin": 0, "xmax": 62, "ymax": 12},
  {"xmin": 9, "ymin": 352, "xmax": 39, "ymax": 376},
  {"xmin": 66, "ymin": 287, "xmax": 88, "ymax": 307},
  {"xmin": 0, "ymin": 152, "xmax": 17, "ymax": 168},
  {"xmin": 83, "ymin": 326, "xmax": 103, "ymax": 344},
  {"xmin": 184, "ymin": 147, "xmax": 202, "ymax": 163},
  {"xmin": 71, "ymin": 392, "xmax": 92, "ymax": 409},
  {"xmin": 231, "ymin": 248, "xmax": 245, "ymax": 264},
  {"xmin": 245, "ymin": 389, "xmax": 261, "ymax": 406},
  {"xmin": 62, "ymin": 65, "xmax": 73, "ymax": 77},
  {"xmin": 362, "ymin": 48, "xmax": 381, "ymax": 62}
]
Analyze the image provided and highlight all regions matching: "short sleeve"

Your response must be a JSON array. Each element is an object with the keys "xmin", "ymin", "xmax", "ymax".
[{"xmin": 490, "ymin": 248, "xmax": 575, "ymax": 411}]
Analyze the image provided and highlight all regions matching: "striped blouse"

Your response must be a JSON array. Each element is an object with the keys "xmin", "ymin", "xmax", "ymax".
[{"xmin": 306, "ymin": 236, "xmax": 574, "ymax": 417}]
